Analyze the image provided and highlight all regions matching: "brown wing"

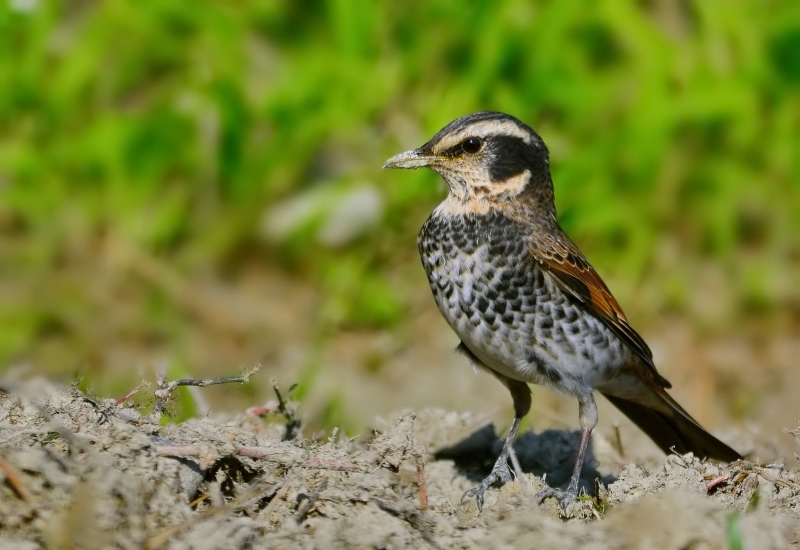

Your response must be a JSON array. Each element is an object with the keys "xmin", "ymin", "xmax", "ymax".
[{"xmin": 529, "ymin": 230, "xmax": 671, "ymax": 388}]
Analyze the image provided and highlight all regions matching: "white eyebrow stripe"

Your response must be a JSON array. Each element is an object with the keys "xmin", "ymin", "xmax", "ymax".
[{"xmin": 434, "ymin": 119, "xmax": 533, "ymax": 152}]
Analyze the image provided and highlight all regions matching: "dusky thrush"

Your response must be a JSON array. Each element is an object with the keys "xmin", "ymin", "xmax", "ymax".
[{"xmin": 383, "ymin": 111, "xmax": 741, "ymax": 511}]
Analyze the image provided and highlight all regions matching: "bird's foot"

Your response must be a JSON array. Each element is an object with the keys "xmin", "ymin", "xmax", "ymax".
[
  {"xmin": 535, "ymin": 485, "xmax": 578, "ymax": 512},
  {"xmin": 461, "ymin": 455, "xmax": 513, "ymax": 511}
]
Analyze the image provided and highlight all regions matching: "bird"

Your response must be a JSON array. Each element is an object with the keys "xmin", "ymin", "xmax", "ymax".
[{"xmin": 383, "ymin": 111, "xmax": 741, "ymax": 511}]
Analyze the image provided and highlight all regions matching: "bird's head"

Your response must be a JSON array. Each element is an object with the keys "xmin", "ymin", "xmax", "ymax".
[{"xmin": 383, "ymin": 112, "xmax": 555, "ymax": 215}]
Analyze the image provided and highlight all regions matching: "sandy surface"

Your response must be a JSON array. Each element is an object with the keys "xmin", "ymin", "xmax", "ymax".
[{"xmin": 0, "ymin": 379, "xmax": 798, "ymax": 549}]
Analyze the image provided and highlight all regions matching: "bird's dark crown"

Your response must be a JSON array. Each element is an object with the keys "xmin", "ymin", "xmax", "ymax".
[{"xmin": 384, "ymin": 112, "xmax": 556, "ymax": 218}]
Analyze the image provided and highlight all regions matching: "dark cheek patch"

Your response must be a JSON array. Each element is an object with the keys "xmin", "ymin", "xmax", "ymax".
[{"xmin": 487, "ymin": 136, "xmax": 537, "ymax": 182}]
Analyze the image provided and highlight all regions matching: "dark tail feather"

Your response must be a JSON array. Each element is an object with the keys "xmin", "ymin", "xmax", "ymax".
[{"xmin": 602, "ymin": 392, "xmax": 742, "ymax": 463}]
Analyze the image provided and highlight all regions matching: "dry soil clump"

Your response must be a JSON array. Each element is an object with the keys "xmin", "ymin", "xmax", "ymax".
[{"xmin": 0, "ymin": 379, "xmax": 798, "ymax": 549}]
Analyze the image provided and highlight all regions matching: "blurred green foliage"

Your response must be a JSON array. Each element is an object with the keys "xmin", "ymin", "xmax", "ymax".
[{"xmin": 0, "ymin": 0, "xmax": 798, "ymax": 377}]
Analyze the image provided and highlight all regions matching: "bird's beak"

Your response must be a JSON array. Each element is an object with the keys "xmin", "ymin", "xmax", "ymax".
[{"xmin": 382, "ymin": 148, "xmax": 436, "ymax": 170}]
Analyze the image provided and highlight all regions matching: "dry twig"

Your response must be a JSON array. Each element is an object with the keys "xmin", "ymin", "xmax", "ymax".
[
  {"xmin": 115, "ymin": 380, "xmax": 149, "ymax": 407},
  {"xmin": 611, "ymin": 424, "xmax": 625, "ymax": 458},
  {"xmin": 706, "ymin": 474, "xmax": 729, "ymax": 491},
  {"xmin": 151, "ymin": 364, "xmax": 260, "ymax": 420},
  {"xmin": 416, "ymin": 455, "xmax": 428, "ymax": 509},
  {"xmin": 294, "ymin": 478, "xmax": 329, "ymax": 523},
  {"xmin": 0, "ymin": 455, "xmax": 30, "ymax": 502}
]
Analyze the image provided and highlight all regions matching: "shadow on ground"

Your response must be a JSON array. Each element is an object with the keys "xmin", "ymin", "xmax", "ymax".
[{"xmin": 435, "ymin": 424, "xmax": 614, "ymax": 497}]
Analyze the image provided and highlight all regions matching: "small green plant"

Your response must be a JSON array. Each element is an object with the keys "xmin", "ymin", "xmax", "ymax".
[{"xmin": 726, "ymin": 511, "xmax": 743, "ymax": 550}]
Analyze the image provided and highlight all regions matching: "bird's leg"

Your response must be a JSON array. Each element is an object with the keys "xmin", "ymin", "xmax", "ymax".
[
  {"xmin": 462, "ymin": 415, "xmax": 521, "ymax": 510},
  {"xmin": 536, "ymin": 393, "xmax": 598, "ymax": 511},
  {"xmin": 462, "ymin": 378, "xmax": 531, "ymax": 511}
]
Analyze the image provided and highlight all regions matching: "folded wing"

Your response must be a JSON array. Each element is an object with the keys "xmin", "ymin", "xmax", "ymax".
[{"xmin": 528, "ymin": 229, "xmax": 671, "ymax": 388}]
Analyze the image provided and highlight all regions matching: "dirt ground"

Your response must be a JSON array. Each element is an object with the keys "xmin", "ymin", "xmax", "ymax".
[{"xmin": 0, "ymin": 378, "xmax": 798, "ymax": 549}]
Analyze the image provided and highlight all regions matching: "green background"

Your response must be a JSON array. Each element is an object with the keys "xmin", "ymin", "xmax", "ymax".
[{"xmin": 1, "ymin": 1, "xmax": 798, "ymax": 428}]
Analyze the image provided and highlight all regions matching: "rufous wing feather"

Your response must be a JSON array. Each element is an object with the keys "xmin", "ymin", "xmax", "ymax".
[{"xmin": 528, "ymin": 231, "xmax": 670, "ymax": 388}]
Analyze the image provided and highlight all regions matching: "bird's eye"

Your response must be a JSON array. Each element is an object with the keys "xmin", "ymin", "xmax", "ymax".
[{"xmin": 461, "ymin": 137, "xmax": 482, "ymax": 154}]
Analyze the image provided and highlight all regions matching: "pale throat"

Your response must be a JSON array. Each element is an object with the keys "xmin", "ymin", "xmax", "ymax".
[{"xmin": 432, "ymin": 168, "xmax": 532, "ymax": 218}]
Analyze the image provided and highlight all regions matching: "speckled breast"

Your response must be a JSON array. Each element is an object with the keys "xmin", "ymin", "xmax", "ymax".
[{"xmin": 417, "ymin": 209, "xmax": 628, "ymax": 391}]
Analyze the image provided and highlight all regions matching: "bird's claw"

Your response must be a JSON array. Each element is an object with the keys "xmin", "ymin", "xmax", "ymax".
[
  {"xmin": 461, "ymin": 459, "xmax": 513, "ymax": 511},
  {"xmin": 535, "ymin": 485, "xmax": 578, "ymax": 512}
]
